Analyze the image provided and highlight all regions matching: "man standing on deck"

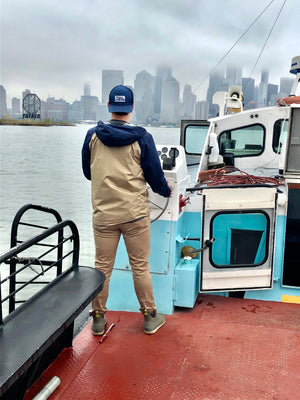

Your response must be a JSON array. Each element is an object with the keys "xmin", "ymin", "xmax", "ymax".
[{"xmin": 81, "ymin": 85, "xmax": 171, "ymax": 335}]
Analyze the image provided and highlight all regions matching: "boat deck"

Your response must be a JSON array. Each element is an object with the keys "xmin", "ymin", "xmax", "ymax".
[{"xmin": 25, "ymin": 294, "xmax": 300, "ymax": 400}]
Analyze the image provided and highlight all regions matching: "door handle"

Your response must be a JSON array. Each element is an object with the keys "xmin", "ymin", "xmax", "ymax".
[{"xmin": 185, "ymin": 238, "xmax": 215, "ymax": 255}]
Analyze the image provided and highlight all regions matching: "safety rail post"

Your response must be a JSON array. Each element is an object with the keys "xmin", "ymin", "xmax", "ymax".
[
  {"xmin": 8, "ymin": 258, "xmax": 17, "ymax": 314},
  {"xmin": 8, "ymin": 204, "xmax": 63, "ymax": 313}
]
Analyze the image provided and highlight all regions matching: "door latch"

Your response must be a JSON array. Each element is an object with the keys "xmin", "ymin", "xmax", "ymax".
[{"xmin": 185, "ymin": 238, "xmax": 215, "ymax": 255}]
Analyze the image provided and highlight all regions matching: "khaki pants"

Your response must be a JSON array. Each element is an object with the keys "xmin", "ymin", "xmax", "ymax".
[{"xmin": 91, "ymin": 216, "xmax": 156, "ymax": 314}]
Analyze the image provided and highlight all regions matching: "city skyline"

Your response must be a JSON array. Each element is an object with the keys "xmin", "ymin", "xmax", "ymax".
[
  {"xmin": 1, "ymin": 0, "xmax": 298, "ymax": 105},
  {"xmin": 1, "ymin": 63, "xmax": 295, "ymax": 107},
  {"xmin": 1, "ymin": 64, "xmax": 295, "ymax": 125}
]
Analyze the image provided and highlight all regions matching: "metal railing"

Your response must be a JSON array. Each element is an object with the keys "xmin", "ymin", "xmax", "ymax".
[{"xmin": 0, "ymin": 205, "xmax": 80, "ymax": 325}]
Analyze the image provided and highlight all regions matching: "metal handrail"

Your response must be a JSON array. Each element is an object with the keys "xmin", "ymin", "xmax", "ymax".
[
  {"xmin": 0, "ymin": 220, "xmax": 79, "ymax": 263},
  {"xmin": 10, "ymin": 204, "xmax": 63, "ymax": 249},
  {"xmin": 8, "ymin": 204, "xmax": 63, "ymax": 313},
  {"xmin": 0, "ymin": 219, "xmax": 80, "ymax": 325}
]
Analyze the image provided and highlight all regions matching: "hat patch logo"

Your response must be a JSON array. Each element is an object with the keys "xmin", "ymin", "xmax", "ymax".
[{"xmin": 115, "ymin": 95, "xmax": 126, "ymax": 103}]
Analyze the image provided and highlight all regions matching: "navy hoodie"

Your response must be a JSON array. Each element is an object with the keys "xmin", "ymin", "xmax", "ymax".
[{"xmin": 82, "ymin": 121, "xmax": 171, "ymax": 198}]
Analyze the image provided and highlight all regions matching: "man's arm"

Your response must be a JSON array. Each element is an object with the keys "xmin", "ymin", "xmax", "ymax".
[
  {"xmin": 81, "ymin": 128, "xmax": 94, "ymax": 180},
  {"xmin": 139, "ymin": 132, "xmax": 171, "ymax": 197}
]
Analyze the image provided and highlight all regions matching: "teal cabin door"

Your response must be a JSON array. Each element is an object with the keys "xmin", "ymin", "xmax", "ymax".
[{"xmin": 201, "ymin": 187, "xmax": 277, "ymax": 291}]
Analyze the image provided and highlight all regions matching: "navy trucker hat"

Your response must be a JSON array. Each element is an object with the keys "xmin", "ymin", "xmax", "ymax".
[{"xmin": 108, "ymin": 85, "xmax": 134, "ymax": 113}]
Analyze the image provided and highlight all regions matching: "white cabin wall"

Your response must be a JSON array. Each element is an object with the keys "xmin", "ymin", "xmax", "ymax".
[{"xmin": 198, "ymin": 107, "xmax": 290, "ymax": 174}]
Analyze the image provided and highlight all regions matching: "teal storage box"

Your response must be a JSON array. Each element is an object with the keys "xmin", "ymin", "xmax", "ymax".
[{"xmin": 174, "ymin": 258, "xmax": 199, "ymax": 308}]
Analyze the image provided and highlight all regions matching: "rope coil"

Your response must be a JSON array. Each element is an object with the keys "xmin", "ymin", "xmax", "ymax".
[{"xmin": 198, "ymin": 166, "xmax": 285, "ymax": 187}]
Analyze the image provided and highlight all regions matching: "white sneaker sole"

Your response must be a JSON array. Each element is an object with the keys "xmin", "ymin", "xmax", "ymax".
[{"xmin": 144, "ymin": 319, "xmax": 165, "ymax": 335}]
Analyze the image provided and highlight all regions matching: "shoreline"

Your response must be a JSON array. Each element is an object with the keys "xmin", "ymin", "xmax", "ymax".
[{"xmin": 0, "ymin": 118, "xmax": 76, "ymax": 127}]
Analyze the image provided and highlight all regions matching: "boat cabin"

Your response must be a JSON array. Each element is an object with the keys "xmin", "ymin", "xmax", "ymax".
[{"xmin": 107, "ymin": 58, "xmax": 300, "ymax": 314}]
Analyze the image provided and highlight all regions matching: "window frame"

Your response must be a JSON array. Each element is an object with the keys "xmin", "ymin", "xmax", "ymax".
[
  {"xmin": 208, "ymin": 210, "xmax": 270, "ymax": 269},
  {"xmin": 183, "ymin": 122, "xmax": 210, "ymax": 156},
  {"xmin": 218, "ymin": 123, "xmax": 266, "ymax": 158},
  {"xmin": 272, "ymin": 118, "xmax": 289, "ymax": 154}
]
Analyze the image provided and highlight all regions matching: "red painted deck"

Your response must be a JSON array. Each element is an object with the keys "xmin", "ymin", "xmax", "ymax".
[{"xmin": 25, "ymin": 295, "xmax": 300, "ymax": 400}]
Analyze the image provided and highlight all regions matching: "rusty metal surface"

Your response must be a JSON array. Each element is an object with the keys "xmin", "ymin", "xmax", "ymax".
[{"xmin": 25, "ymin": 295, "xmax": 300, "ymax": 400}]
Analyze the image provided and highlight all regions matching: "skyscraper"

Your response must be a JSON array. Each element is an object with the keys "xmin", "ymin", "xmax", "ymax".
[
  {"xmin": 226, "ymin": 66, "xmax": 242, "ymax": 86},
  {"xmin": 153, "ymin": 65, "xmax": 172, "ymax": 115},
  {"xmin": 84, "ymin": 83, "xmax": 91, "ymax": 96},
  {"xmin": 195, "ymin": 101, "xmax": 209, "ymax": 120},
  {"xmin": 81, "ymin": 95, "xmax": 99, "ymax": 121},
  {"xmin": 279, "ymin": 77, "xmax": 294, "ymax": 96},
  {"xmin": 160, "ymin": 77, "xmax": 180, "ymax": 124},
  {"xmin": 261, "ymin": 70, "xmax": 269, "ymax": 85},
  {"xmin": 258, "ymin": 84, "xmax": 268, "ymax": 107},
  {"xmin": 22, "ymin": 89, "xmax": 31, "ymax": 100},
  {"xmin": 134, "ymin": 70, "xmax": 154, "ymax": 124},
  {"xmin": 182, "ymin": 84, "xmax": 196, "ymax": 118},
  {"xmin": 257, "ymin": 70, "xmax": 269, "ymax": 107},
  {"xmin": 242, "ymin": 78, "xmax": 255, "ymax": 108},
  {"xmin": 102, "ymin": 70, "xmax": 124, "ymax": 103},
  {"xmin": 267, "ymin": 83, "xmax": 279, "ymax": 106},
  {"xmin": 206, "ymin": 72, "xmax": 223, "ymax": 117},
  {"xmin": 12, "ymin": 97, "xmax": 21, "ymax": 114},
  {"xmin": 68, "ymin": 100, "xmax": 84, "ymax": 122},
  {"xmin": 0, "ymin": 85, "xmax": 7, "ymax": 117}
]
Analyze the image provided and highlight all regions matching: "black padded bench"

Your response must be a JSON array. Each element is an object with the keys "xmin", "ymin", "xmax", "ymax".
[{"xmin": 0, "ymin": 205, "xmax": 105, "ymax": 400}]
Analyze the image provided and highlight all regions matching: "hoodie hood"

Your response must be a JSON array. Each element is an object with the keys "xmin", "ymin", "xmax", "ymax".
[{"xmin": 95, "ymin": 121, "xmax": 145, "ymax": 147}]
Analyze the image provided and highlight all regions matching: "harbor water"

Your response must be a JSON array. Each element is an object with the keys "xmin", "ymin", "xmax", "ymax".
[{"xmin": 0, "ymin": 124, "xmax": 180, "ymax": 264}]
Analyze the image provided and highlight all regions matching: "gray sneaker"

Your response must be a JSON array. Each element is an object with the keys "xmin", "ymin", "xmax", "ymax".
[
  {"xmin": 91, "ymin": 311, "xmax": 107, "ymax": 335},
  {"xmin": 143, "ymin": 311, "xmax": 165, "ymax": 334}
]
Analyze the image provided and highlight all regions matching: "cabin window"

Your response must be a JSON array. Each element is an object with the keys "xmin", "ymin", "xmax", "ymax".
[
  {"xmin": 272, "ymin": 119, "xmax": 289, "ymax": 154},
  {"xmin": 184, "ymin": 125, "xmax": 209, "ymax": 155},
  {"xmin": 209, "ymin": 211, "xmax": 269, "ymax": 268},
  {"xmin": 219, "ymin": 124, "xmax": 265, "ymax": 157}
]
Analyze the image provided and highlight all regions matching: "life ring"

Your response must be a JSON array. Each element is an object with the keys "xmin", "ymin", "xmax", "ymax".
[{"xmin": 277, "ymin": 96, "xmax": 300, "ymax": 106}]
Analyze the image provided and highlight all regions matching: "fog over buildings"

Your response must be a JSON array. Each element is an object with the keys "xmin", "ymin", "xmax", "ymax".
[
  {"xmin": 0, "ymin": 65, "xmax": 295, "ymax": 125},
  {"xmin": 1, "ymin": 0, "xmax": 298, "ymax": 108},
  {"xmin": 1, "ymin": 0, "xmax": 298, "ymax": 123}
]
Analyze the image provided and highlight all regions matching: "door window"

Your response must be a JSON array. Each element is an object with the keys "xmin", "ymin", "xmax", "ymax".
[
  {"xmin": 210, "ymin": 212, "xmax": 269, "ymax": 267},
  {"xmin": 184, "ymin": 125, "xmax": 209, "ymax": 155},
  {"xmin": 272, "ymin": 119, "xmax": 289, "ymax": 153}
]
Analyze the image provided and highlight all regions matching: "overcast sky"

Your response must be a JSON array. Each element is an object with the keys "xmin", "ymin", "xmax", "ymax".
[{"xmin": 1, "ymin": 0, "xmax": 299, "ymax": 104}]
